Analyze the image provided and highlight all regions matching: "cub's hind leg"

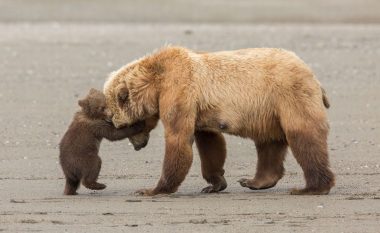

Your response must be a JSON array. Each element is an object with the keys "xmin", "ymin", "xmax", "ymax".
[
  {"xmin": 82, "ymin": 155, "xmax": 106, "ymax": 190},
  {"xmin": 239, "ymin": 140, "xmax": 287, "ymax": 190},
  {"xmin": 64, "ymin": 175, "xmax": 80, "ymax": 195}
]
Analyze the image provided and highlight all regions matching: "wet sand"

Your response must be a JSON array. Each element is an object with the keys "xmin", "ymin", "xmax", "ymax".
[{"xmin": 0, "ymin": 1, "xmax": 379, "ymax": 232}]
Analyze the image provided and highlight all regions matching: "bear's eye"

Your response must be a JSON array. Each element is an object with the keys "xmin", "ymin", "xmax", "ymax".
[{"xmin": 118, "ymin": 91, "xmax": 129, "ymax": 104}]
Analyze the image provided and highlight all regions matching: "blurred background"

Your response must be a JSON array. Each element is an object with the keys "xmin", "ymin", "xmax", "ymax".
[
  {"xmin": 0, "ymin": 1, "xmax": 379, "ymax": 232},
  {"xmin": 1, "ymin": 0, "xmax": 380, "ymax": 23}
]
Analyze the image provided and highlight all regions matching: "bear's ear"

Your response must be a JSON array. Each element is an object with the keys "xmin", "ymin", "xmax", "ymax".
[
  {"xmin": 117, "ymin": 86, "xmax": 129, "ymax": 104},
  {"xmin": 78, "ymin": 99, "xmax": 89, "ymax": 108}
]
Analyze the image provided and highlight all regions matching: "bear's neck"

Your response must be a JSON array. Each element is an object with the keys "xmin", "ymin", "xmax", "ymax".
[{"xmin": 140, "ymin": 46, "xmax": 192, "ymax": 80}]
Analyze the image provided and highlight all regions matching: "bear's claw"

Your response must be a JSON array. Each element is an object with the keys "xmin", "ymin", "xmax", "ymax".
[
  {"xmin": 201, "ymin": 184, "xmax": 226, "ymax": 193},
  {"xmin": 201, "ymin": 176, "xmax": 227, "ymax": 193},
  {"xmin": 201, "ymin": 186, "xmax": 214, "ymax": 193},
  {"xmin": 238, "ymin": 178, "xmax": 277, "ymax": 190},
  {"xmin": 135, "ymin": 188, "xmax": 156, "ymax": 196}
]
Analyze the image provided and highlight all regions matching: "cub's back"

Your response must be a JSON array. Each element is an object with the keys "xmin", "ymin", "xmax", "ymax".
[{"xmin": 59, "ymin": 117, "xmax": 100, "ymax": 159}]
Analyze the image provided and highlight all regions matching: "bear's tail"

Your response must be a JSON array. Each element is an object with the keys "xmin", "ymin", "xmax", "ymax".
[{"xmin": 321, "ymin": 87, "xmax": 330, "ymax": 109}]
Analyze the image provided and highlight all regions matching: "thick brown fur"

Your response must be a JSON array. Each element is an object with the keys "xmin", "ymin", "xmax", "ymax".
[
  {"xmin": 104, "ymin": 46, "xmax": 335, "ymax": 196},
  {"xmin": 128, "ymin": 115, "xmax": 159, "ymax": 151},
  {"xmin": 195, "ymin": 131, "xmax": 227, "ymax": 193},
  {"xmin": 59, "ymin": 88, "xmax": 144, "ymax": 195}
]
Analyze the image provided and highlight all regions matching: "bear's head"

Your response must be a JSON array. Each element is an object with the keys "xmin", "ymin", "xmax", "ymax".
[
  {"xmin": 103, "ymin": 61, "xmax": 161, "ymax": 150},
  {"xmin": 78, "ymin": 88, "xmax": 113, "ymax": 121},
  {"xmin": 103, "ymin": 62, "xmax": 160, "ymax": 128}
]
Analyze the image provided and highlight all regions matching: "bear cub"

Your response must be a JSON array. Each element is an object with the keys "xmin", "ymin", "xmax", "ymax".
[{"xmin": 59, "ymin": 88, "xmax": 144, "ymax": 195}]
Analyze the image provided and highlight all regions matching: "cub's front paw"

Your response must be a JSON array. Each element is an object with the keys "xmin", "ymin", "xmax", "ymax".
[{"xmin": 135, "ymin": 188, "xmax": 156, "ymax": 196}]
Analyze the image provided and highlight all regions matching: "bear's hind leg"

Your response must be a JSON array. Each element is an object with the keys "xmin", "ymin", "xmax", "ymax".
[
  {"xmin": 82, "ymin": 156, "xmax": 106, "ymax": 190},
  {"xmin": 239, "ymin": 140, "xmax": 287, "ymax": 190},
  {"xmin": 286, "ymin": 127, "xmax": 335, "ymax": 195},
  {"xmin": 195, "ymin": 131, "xmax": 227, "ymax": 193}
]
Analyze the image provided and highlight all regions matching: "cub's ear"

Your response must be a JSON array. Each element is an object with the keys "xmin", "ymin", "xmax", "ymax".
[
  {"xmin": 78, "ymin": 99, "xmax": 89, "ymax": 108},
  {"xmin": 89, "ymin": 88, "xmax": 98, "ymax": 94},
  {"xmin": 117, "ymin": 86, "xmax": 129, "ymax": 103}
]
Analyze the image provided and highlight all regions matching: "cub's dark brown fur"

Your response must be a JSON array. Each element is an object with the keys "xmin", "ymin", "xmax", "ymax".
[{"xmin": 59, "ymin": 88, "xmax": 143, "ymax": 195}]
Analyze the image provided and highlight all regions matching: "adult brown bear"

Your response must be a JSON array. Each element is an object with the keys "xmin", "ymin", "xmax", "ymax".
[{"xmin": 104, "ymin": 46, "xmax": 335, "ymax": 196}]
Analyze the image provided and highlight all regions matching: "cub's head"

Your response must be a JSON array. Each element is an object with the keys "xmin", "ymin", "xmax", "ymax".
[
  {"xmin": 78, "ymin": 88, "xmax": 113, "ymax": 121},
  {"xmin": 103, "ymin": 61, "xmax": 160, "ymax": 128}
]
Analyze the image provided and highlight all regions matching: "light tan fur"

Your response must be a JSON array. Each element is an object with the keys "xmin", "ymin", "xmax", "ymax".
[{"xmin": 104, "ymin": 46, "xmax": 335, "ymax": 196}]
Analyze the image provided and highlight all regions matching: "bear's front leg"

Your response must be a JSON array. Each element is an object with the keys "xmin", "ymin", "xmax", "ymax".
[
  {"xmin": 135, "ymin": 112, "xmax": 195, "ymax": 196},
  {"xmin": 195, "ymin": 131, "xmax": 227, "ymax": 193}
]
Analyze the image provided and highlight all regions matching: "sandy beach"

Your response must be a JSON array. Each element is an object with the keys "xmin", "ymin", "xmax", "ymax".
[{"xmin": 0, "ymin": 1, "xmax": 379, "ymax": 232}]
